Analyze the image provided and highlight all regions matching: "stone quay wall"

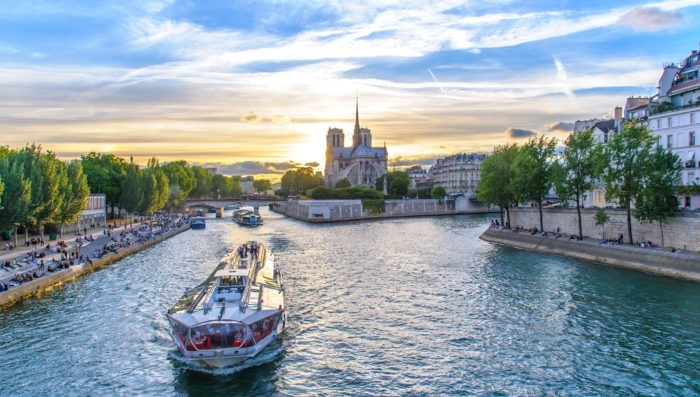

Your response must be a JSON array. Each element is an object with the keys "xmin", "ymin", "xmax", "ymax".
[
  {"xmin": 270, "ymin": 198, "xmax": 494, "ymax": 223},
  {"xmin": 0, "ymin": 225, "xmax": 189, "ymax": 309},
  {"xmin": 480, "ymin": 228, "xmax": 700, "ymax": 282},
  {"xmin": 504, "ymin": 207, "xmax": 700, "ymax": 252}
]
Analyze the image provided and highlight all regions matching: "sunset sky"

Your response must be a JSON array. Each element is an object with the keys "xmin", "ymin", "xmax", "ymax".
[{"xmin": 2, "ymin": 1, "xmax": 700, "ymax": 177}]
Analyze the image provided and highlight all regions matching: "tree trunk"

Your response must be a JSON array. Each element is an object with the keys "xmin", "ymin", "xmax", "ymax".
[
  {"xmin": 506, "ymin": 206, "xmax": 511, "ymax": 229},
  {"xmin": 499, "ymin": 207, "xmax": 504, "ymax": 226},
  {"xmin": 576, "ymin": 199, "xmax": 583, "ymax": 239},
  {"xmin": 538, "ymin": 201, "xmax": 544, "ymax": 232},
  {"xmin": 659, "ymin": 220, "xmax": 665, "ymax": 247},
  {"xmin": 626, "ymin": 205, "xmax": 633, "ymax": 245},
  {"xmin": 13, "ymin": 226, "xmax": 18, "ymax": 248}
]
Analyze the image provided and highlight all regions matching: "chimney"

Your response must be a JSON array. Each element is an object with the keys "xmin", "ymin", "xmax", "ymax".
[{"xmin": 614, "ymin": 106, "xmax": 623, "ymax": 124}]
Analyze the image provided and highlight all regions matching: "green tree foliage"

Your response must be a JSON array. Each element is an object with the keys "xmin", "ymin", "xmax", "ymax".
[
  {"xmin": 553, "ymin": 129, "xmax": 602, "ymax": 239},
  {"xmin": 120, "ymin": 164, "xmax": 144, "ymax": 216},
  {"xmin": 476, "ymin": 144, "xmax": 520, "ymax": 226},
  {"xmin": 161, "ymin": 160, "xmax": 196, "ymax": 197},
  {"xmin": 633, "ymin": 146, "xmax": 682, "ymax": 247},
  {"xmin": 211, "ymin": 174, "xmax": 230, "ymax": 199},
  {"xmin": 54, "ymin": 160, "xmax": 89, "ymax": 235},
  {"xmin": 253, "ymin": 178, "xmax": 272, "ymax": 194},
  {"xmin": 81, "ymin": 152, "xmax": 126, "ymax": 218},
  {"xmin": 594, "ymin": 208, "xmax": 609, "ymax": 239},
  {"xmin": 511, "ymin": 135, "xmax": 557, "ymax": 232},
  {"xmin": 0, "ymin": 147, "xmax": 31, "ymax": 246},
  {"xmin": 379, "ymin": 171, "xmax": 409, "ymax": 197},
  {"xmin": 602, "ymin": 122, "xmax": 657, "ymax": 244},
  {"xmin": 430, "ymin": 185, "xmax": 447, "ymax": 200},
  {"xmin": 335, "ymin": 178, "xmax": 351, "ymax": 188},
  {"xmin": 190, "ymin": 166, "xmax": 213, "ymax": 198},
  {"xmin": 139, "ymin": 157, "xmax": 170, "ymax": 213},
  {"xmin": 280, "ymin": 167, "xmax": 324, "ymax": 195},
  {"xmin": 17, "ymin": 145, "xmax": 64, "ymax": 239}
]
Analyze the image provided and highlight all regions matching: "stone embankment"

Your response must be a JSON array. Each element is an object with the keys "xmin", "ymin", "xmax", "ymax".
[
  {"xmin": 0, "ymin": 224, "xmax": 189, "ymax": 309},
  {"xmin": 271, "ymin": 197, "xmax": 494, "ymax": 223},
  {"xmin": 480, "ymin": 228, "xmax": 700, "ymax": 282}
]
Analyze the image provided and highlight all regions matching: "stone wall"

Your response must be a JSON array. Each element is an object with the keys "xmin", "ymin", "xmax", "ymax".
[
  {"xmin": 506, "ymin": 207, "xmax": 700, "ymax": 252},
  {"xmin": 480, "ymin": 229, "xmax": 700, "ymax": 282},
  {"xmin": 271, "ymin": 197, "xmax": 493, "ymax": 223}
]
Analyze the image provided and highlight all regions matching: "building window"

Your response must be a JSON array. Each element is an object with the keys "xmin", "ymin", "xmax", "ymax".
[
  {"xmin": 657, "ymin": 119, "xmax": 661, "ymax": 129},
  {"xmin": 691, "ymin": 113, "xmax": 695, "ymax": 124},
  {"xmin": 667, "ymin": 135, "xmax": 673, "ymax": 149},
  {"xmin": 668, "ymin": 117, "xmax": 672, "ymax": 127},
  {"xmin": 691, "ymin": 131, "xmax": 696, "ymax": 146}
]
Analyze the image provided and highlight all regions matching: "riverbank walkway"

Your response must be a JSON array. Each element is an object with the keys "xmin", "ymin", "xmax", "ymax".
[
  {"xmin": 0, "ymin": 215, "xmax": 189, "ymax": 306},
  {"xmin": 481, "ymin": 226, "xmax": 700, "ymax": 282}
]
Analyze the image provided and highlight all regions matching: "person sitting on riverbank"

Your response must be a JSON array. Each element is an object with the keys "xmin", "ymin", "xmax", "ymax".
[{"xmin": 4, "ymin": 242, "xmax": 12, "ymax": 251}]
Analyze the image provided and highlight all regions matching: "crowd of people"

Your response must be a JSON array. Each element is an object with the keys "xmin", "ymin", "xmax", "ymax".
[{"xmin": 1, "ymin": 213, "xmax": 186, "ymax": 295}]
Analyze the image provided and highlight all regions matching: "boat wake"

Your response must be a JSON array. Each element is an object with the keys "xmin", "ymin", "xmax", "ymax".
[{"xmin": 167, "ymin": 346, "xmax": 284, "ymax": 375}]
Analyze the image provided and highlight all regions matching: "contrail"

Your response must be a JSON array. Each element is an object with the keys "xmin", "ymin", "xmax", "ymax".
[{"xmin": 428, "ymin": 68, "xmax": 446, "ymax": 95}]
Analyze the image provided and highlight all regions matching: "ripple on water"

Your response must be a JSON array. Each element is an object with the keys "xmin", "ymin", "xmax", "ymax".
[{"xmin": 0, "ymin": 212, "xmax": 698, "ymax": 396}]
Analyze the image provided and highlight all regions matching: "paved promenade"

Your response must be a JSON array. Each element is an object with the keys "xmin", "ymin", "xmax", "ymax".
[
  {"xmin": 0, "ymin": 216, "xmax": 189, "ymax": 308},
  {"xmin": 480, "ymin": 227, "xmax": 700, "ymax": 282}
]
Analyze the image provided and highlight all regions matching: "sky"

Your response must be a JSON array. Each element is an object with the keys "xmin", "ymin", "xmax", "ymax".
[{"xmin": 1, "ymin": 0, "xmax": 700, "ymax": 178}]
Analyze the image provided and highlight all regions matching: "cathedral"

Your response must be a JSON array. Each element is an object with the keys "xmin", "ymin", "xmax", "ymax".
[{"xmin": 324, "ymin": 100, "xmax": 388, "ymax": 187}]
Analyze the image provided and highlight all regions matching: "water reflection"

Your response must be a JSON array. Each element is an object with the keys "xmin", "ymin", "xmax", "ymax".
[{"xmin": 0, "ymin": 209, "xmax": 698, "ymax": 396}]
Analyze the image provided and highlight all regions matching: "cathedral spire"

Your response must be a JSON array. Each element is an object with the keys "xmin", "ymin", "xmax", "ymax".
[
  {"xmin": 353, "ymin": 96, "xmax": 361, "ymax": 148},
  {"xmin": 354, "ymin": 96, "xmax": 360, "ymax": 135}
]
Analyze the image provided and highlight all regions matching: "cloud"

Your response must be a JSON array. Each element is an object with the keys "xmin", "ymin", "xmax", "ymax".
[
  {"xmin": 505, "ymin": 127, "xmax": 537, "ymax": 138},
  {"xmin": 304, "ymin": 161, "xmax": 320, "ymax": 167},
  {"xmin": 546, "ymin": 121, "xmax": 574, "ymax": 133},
  {"xmin": 617, "ymin": 7, "xmax": 685, "ymax": 32},
  {"xmin": 199, "ymin": 161, "xmax": 300, "ymax": 176},
  {"xmin": 242, "ymin": 112, "xmax": 262, "ymax": 123},
  {"xmin": 389, "ymin": 154, "xmax": 443, "ymax": 167}
]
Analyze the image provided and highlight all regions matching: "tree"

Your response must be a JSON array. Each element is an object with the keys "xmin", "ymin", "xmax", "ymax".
[
  {"xmin": 511, "ymin": 135, "xmax": 557, "ymax": 232},
  {"xmin": 18, "ymin": 145, "xmax": 63, "ymax": 240},
  {"xmin": 81, "ymin": 152, "xmax": 126, "ymax": 218},
  {"xmin": 335, "ymin": 178, "xmax": 351, "ymax": 188},
  {"xmin": 553, "ymin": 129, "xmax": 602, "ymax": 239},
  {"xmin": 211, "ymin": 174, "xmax": 230, "ymax": 199},
  {"xmin": 190, "ymin": 166, "xmax": 213, "ymax": 198},
  {"xmin": 161, "ymin": 161, "xmax": 195, "ymax": 197},
  {"xmin": 0, "ymin": 147, "xmax": 31, "ymax": 247},
  {"xmin": 602, "ymin": 122, "xmax": 657, "ymax": 245},
  {"xmin": 633, "ymin": 145, "xmax": 682, "ymax": 247},
  {"xmin": 120, "ymin": 164, "xmax": 144, "ymax": 218},
  {"xmin": 431, "ymin": 185, "xmax": 447, "ymax": 201},
  {"xmin": 476, "ymin": 144, "xmax": 520, "ymax": 227},
  {"xmin": 253, "ymin": 178, "xmax": 272, "ymax": 194},
  {"xmin": 280, "ymin": 167, "xmax": 324, "ymax": 195},
  {"xmin": 377, "ymin": 171, "xmax": 409, "ymax": 197},
  {"xmin": 55, "ymin": 160, "xmax": 89, "ymax": 236},
  {"xmin": 594, "ymin": 208, "xmax": 609, "ymax": 240}
]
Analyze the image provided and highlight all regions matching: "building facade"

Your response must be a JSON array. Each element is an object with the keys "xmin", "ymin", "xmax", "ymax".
[
  {"xmin": 649, "ymin": 45, "xmax": 700, "ymax": 210},
  {"xmin": 324, "ymin": 100, "xmax": 388, "ymax": 187},
  {"xmin": 427, "ymin": 153, "xmax": 486, "ymax": 196}
]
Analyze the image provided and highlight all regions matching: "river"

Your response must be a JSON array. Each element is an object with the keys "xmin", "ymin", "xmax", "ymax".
[{"xmin": 1, "ymin": 209, "xmax": 698, "ymax": 396}]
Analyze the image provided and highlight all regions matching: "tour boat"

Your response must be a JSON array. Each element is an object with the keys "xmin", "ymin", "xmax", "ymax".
[
  {"xmin": 166, "ymin": 241, "xmax": 286, "ymax": 368},
  {"xmin": 232, "ymin": 207, "xmax": 263, "ymax": 226},
  {"xmin": 190, "ymin": 216, "xmax": 206, "ymax": 230}
]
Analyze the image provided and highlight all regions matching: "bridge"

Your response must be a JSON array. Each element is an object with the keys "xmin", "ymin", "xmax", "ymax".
[{"xmin": 184, "ymin": 198, "xmax": 281, "ymax": 212}]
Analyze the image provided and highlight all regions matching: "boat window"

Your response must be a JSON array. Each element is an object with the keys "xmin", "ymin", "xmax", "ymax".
[
  {"xmin": 168, "ymin": 318, "xmax": 189, "ymax": 348},
  {"xmin": 250, "ymin": 314, "xmax": 280, "ymax": 343},
  {"xmin": 188, "ymin": 322, "xmax": 252, "ymax": 350}
]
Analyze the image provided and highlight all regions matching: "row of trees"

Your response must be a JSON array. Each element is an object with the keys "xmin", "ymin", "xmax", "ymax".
[
  {"xmin": 0, "ymin": 145, "xmax": 90, "ymax": 246},
  {"xmin": 477, "ymin": 122, "xmax": 682, "ymax": 246},
  {"xmin": 1, "ymin": 147, "xmax": 278, "ymax": 242},
  {"xmin": 80, "ymin": 153, "xmax": 248, "ymax": 217}
]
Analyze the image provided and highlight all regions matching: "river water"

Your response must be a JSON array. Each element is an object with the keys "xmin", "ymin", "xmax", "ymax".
[{"xmin": 1, "ymin": 209, "xmax": 698, "ymax": 396}]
